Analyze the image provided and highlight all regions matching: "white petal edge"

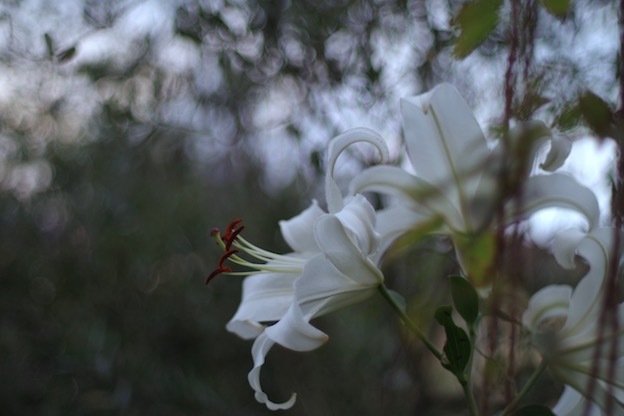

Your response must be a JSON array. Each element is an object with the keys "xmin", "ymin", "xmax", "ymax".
[
  {"xmin": 400, "ymin": 83, "xmax": 488, "ymax": 226},
  {"xmin": 334, "ymin": 194, "xmax": 379, "ymax": 256},
  {"xmin": 541, "ymin": 135, "xmax": 573, "ymax": 172},
  {"xmin": 315, "ymin": 214, "xmax": 383, "ymax": 286},
  {"xmin": 264, "ymin": 299, "xmax": 329, "ymax": 351},
  {"xmin": 325, "ymin": 127, "xmax": 389, "ymax": 213},
  {"xmin": 349, "ymin": 165, "xmax": 464, "ymax": 231},
  {"xmin": 248, "ymin": 332, "xmax": 297, "ymax": 410},
  {"xmin": 522, "ymin": 284, "xmax": 572, "ymax": 331},
  {"xmin": 515, "ymin": 173, "xmax": 600, "ymax": 230},
  {"xmin": 552, "ymin": 385, "xmax": 603, "ymax": 416},
  {"xmin": 226, "ymin": 272, "xmax": 297, "ymax": 339}
]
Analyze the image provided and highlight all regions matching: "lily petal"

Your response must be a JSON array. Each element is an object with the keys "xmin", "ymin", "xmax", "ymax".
[
  {"xmin": 315, "ymin": 213, "xmax": 383, "ymax": 287},
  {"xmin": 552, "ymin": 385, "xmax": 603, "ymax": 416},
  {"xmin": 513, "ymin": 173, "xmax": 600, "ymax": 230},
  {"xmin": 553, "ymin": 229, "xmax": 589, "ymax": 270},
  {"xmin": 226, "ymin": 271, "xmax": 298, "ymax": 339},
  {"xmin": 401, "ymin": 83, "xmax": 489, "ymax": 227},
  {"xmin": 248, "ymin": 332, "xmax": 297, "ymax": 410},
  {"xmin": 325, "ymin": 127, "xmax": 389, "ymax": 213},
  {"xmin": 373, "ymin": 204, "xmax": 437, "ymax": 262},
  {"xmin": 522, "ymin": 284, "xmax": 572, "ymax": 331},
  {"xmin": 334, "ymin": 194, "xmax": 379, "ymax": 255},
  {"xmin": 264, "ymin": 298, "xmax": 329, "ymax": 352},
  {"xmin": 349, "ymin": 165, "xmax": 463, "ymax": 231},
  {"xmin": 296, "ymin": 253, "xmax": 379, "ymax": 320},
  {"xmin": 541, "ymin": 135, "xmax": 573, "ymax": 172},
  {"xmin": 279, "ymin": 200, "xmax": 325, "ymax": 254},
  {"xmin": 552, "ymin": 360, "xmax": 624, "ymax": 413},
  {"xmin": 562, "ymin": 229, "xmax": 612, "ymax": 335}
]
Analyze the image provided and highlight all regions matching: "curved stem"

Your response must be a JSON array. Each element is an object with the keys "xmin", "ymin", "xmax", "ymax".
[
  {"xmin": 499, "ymin": 359, "xmax": 549, "ymax": 416},
  {"xmin": 379, "ymin": 284, "xmax": 479, "ymax": 415},
  {"xmin": 378, "ymin": 284, "xmax": 443, "ymax": 360}
]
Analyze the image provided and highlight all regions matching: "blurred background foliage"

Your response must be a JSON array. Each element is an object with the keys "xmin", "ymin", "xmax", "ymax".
[{"xmin": 0, "ymin": 0, "xmax": 619, "ymax": 415}]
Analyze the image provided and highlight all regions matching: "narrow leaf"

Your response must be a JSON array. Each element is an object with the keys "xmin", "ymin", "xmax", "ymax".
[
  {"xmin": 57, "ymin": 47, "xmax": 77, "ymax": 62},
  {"xmin": 434, "ymin": 306, "xmax": 471, "ymax": 378},
  {"xmin": 453, "ymin": 0, "xmax": 503, "ymax": 58},
  {"xmin": 449, "ymin": 275, "xmax": 479, "ymax": 327},
  {"xmin": 44, "ymin": 33, "xmax": 54, "ymax": 57}
]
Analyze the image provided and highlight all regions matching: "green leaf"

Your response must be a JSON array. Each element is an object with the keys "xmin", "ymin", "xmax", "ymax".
[
  {"xmin": 449, "ymin": 275, "xmax": 479, "ymax": 328},
  {"xmin": 452, "ymin": 0, "xmax": 503, "ymax": 59},
  {"xmin": 541, "ymin": 0, "xmax": 571, "ymax": 18},
  {"xmin": 434, "ymin": 306, "xmax": 471, "ymax": 379},
  {"xmin": 579, "ymin": 91, "xmax": 614, "ymax": 139},
  {"xmin": 512, "ymin": 404, "xmax": 556, "ymax": 416}
]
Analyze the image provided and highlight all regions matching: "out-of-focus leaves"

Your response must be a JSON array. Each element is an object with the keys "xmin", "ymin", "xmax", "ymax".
[
  {"xmin": 579, "ymin": 90, "xmax": 614, "ymax": 139},
  {"xmin": 452, "ymin": 0, "xmax": 504, "ymax": 59},
  {"xmin": 454, "ymin": 232, "xmax": 495, "ymax": 288},
  {"xmin": 553, "ymin": 102, "xmax": 583, "ymax": 132},
  {"xmin": 57, "ymin": 47, "xmax": 77, "ymax": 62},
  {"xmin": 44, "ymin": 33, "xmax": 54, "ymax": 57},
  {"xmin": 175, "ymin": 5, "xmax": 204, "ymax": 43},
  {"xmin": 540, "ymin": 0, "xmax": 571, "ymax": 18},
  {"xmin": 516, "ymin": 92, "xmax": 550, "ymax": 121}
]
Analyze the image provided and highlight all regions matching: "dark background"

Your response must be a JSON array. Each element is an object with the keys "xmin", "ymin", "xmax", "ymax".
[{"xmin": 0, "ymin": 0, "xmax": 617, "ymax": 414}]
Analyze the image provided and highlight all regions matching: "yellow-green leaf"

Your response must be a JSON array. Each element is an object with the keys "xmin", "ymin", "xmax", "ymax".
[
  {"xmin": 453, "ymin": 0, "xmax": 503, "ymax": 59},
  {"xmin": 541, "ymin": 0, "xmax": 571, "ymax": 18},
  {"xmin": 454, "ymin": 232, "xmax": 496, "ymax": 287}
]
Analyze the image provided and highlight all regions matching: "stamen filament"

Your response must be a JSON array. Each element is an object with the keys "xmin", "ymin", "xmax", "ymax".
[{"xmin": 207, "ymin": 218, "xmax": 306, "ymax": 284}]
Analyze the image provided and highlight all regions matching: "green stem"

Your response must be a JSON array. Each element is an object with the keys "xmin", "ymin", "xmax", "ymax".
[
  {"xmin": 460, "ymin": 376, "xmax": 480, "ymax": 416},
  {"xmin": 377, "ymin": 284, "xmax": 443, "ymax": 360},
  {"xmin": 461, "ymin": 328, "xmax": 479, "ymax": 416},
  {"xmin": 499, "ymin": 359, "xmax": 549, "ymax": 416},
  {"xmin": 378, "ymin": 284, "xmax": 479, "ymax": 415}
]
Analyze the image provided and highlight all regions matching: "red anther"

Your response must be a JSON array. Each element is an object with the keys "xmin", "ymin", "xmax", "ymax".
[
  {"xmin": 224, "ymin": 225, "xmax": 245, "ymax": 250},
  {"xmin": 206, "ymin": 219, "xmax": 244, "ymax": 285},
  {"xmin": 224, "ymin": 218, "xmax": 243, "ymax": 240},
  {"xmin": 206, "ymin": 266, "xmax": 231, "ymax": 284},
  {"xmin": 218, "ymin": 249, "xmax": 238, "ymax": 268},
  {"xmin": 206, "ymin": 249, "xmax": 238, "ymax": 285}
]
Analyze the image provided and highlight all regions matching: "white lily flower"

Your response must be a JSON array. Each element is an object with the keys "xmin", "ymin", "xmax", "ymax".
[
  {"xmin": 210, "ymin": 128, "xmax": 389, "ymax": 410},
  {"xmin": 522, "ymin": 227, "xmax": 624, "ymax": 413},
  {"xmin": 348, "ymin": 83, "xmax": 599, "ymax": 262},
  {"xmin": 210, "ymin": 195, "xmax": 383, "ymax": 410}
]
